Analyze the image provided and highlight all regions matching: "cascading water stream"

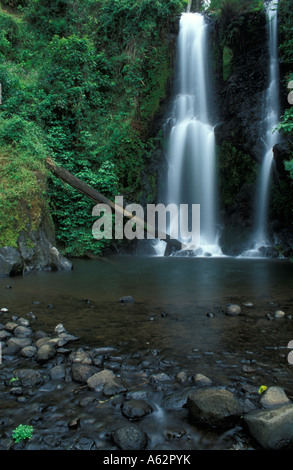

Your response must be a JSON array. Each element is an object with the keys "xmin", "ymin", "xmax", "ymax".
[
  {"xmin": 242, "ymin": 0, "xmax": 280, "ymax": 257},
  {"xmin": 155, "ymin": 12, "xmax": 222, "ymax": 257}
]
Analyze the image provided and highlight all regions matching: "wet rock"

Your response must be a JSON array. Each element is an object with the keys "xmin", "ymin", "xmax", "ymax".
[
  {"xmin": 71, "ymin": 363, "xmax": 98, "ymax": 384},
  {"xmin": 244, "ymin": 404, "xmax": 293, "ymax": 449},
  {"xmin": 150, "ymin": 373, "xmax": 172, "ymax": 390},
  {"xmin": 36, "ymin": 343, "xmax": 56, "ymax": 363},
  {"xmin": 164, "ymin": 428, "xmax": 187, "ymax": 440},
  {"xmin": 92, "ymin": 355, "xmax": 103, "ymax": 367},
  {"xmin": 206, "ymin": 312, "xmax": 214, "ymax": 318},
  {"xmin": 14, "ymin": 326, "xmax": 33, "ymax": 337},
  {"xmin": 2, "ymin": 344, "xmax": 19, "ymax": 356},
  {"xmin": 258, "ymin": 246, "xmax": 279, "ymax": 258},
  {"xmin": 118, "ymin": 296, "xmax": 134, "ymax": 304},
  {"xmin": 7, "ymin": 337, "xmax": 32, "ymax": 350},
  {"xmin": 20, "ymin": 346, "xmax": 37, "ymax": 358},
  {"xmin": 69, "ymin": 349, "xmax": 92, "ymax": 365},
  {"xmin": 18, "ymin": 225, "xmax": 73, "ymax": 275},
  {"xmin": 3, "ymin": 322, "xmax": 18, "ymax": 332},
  {"xmin": 10, "ymin": 386, "xmax": 23, "ymax": 396},
  {"xmin": 121, "ymin": 399, "xmax": 153, "ymax": 420},
  {"xmin": 0, "ymin": 330, "xmax": 12, "ymax": 340},
  {"xmin": 73, "ymin": 436, "xmax": 96, "ymax": 450},
  {"xmin": 50, "ymin": 364, "xmax": 66, "ymax": 381},
  {"xmin": 57, "ymin": 332, "xmax": 79, "ymax": 345},
  {"xmin": 192, "ymin": 373, "xmax": 212, "ymax": 386},
  {"xmin": 162, "ymin": 388, "xmax": 193, "ymax": 410},
  {"xmin": 259, "ymin": 386, "xmax": 291, "ymax": 408},
  {"xmin": 35, "ymin": 330, "xmax": 48, "ymax": 340},
  {"xmin": 274, "ymin": 310, "xmax": 285, "ymax": 319},
  {"xmin": 187, "ymin": 387, "xmax": 243, "ymax": 427},
  {"xmin": 225, "ymin": 304, "xmax": 241, "ymax": 316},
  {"xmin": 0, "ymin": 247, "xmax": 23, "ymax": 277},
  {"xmin": 68, "ymin": 418, "xmax": 80, "ymax": 430},
  {"xmin": 176, "ymin": 371, "xmax": 188, "ymax": 383},
  {"xmin": 35, "ymin": 337, "xmax": 51, "ymax": 348},
  {"xmin": 126, "ymin": 390, "xmax": 150, "ymax": 401},
  {"xmin": 54, "ymin": 323, "xmax": 66, "ymax": 334},
  {"xmin": 87, "ymin": 369, "xmax": 126, "ymax": 396},
  {"xmin": 17, "ymin": 318, "xmax": 30, "ymax": 327},
  {"xmin": 14, "ymin": 369, "xmax": 44, "ymax": 387},
  {"xmin": 112, "ymin": 424, "xmax": 148, "ymax": 450}
]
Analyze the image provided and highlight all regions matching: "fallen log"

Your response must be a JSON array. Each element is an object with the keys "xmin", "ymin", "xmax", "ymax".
[{"xmin": 45, "ymin": 157, "xmax": 182, "ymax": 253}]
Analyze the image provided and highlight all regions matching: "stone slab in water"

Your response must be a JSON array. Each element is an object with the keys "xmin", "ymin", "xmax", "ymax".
[
  {"xmin": 244, "ymin": 404, "xmax": 293, "ymax": 449},
  {"xmin": 187, "ymin": 387, "xmax": 243, "ymax": 427}
]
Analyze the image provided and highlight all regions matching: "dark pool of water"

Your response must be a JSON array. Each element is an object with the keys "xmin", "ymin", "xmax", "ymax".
[{"xmin": 0, "ymin": 255, "xmax": 292, "ymax": 450}]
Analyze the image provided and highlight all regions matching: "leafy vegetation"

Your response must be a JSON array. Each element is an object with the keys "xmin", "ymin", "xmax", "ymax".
[
  {"xmin": 209, "ymin": 0, "xmax": 265, "ymax": 81},
  {"xmin": 0, "ymin": 0, "xmax": 186, "ymax": 256},
  {"xmin": 276, "ymin": 0, "xmax": 293, "ymax": 215},
  {"xmin": 0, "ymin": 0, "xmax": 292, "ymax": 258},
  {"xmin": 278, "ymin": 3, "xmax": 293, "ymax": 142},
  {"xmin": 12, "ymin": 424, "xmax": 34, "ymax": 443}
]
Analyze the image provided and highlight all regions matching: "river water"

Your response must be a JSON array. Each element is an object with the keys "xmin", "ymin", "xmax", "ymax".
[{"xmin": 0, "ymin": 255, "xmax": 292, "ymax": 450}]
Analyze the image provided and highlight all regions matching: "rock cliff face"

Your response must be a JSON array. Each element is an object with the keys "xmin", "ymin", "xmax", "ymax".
[
  {"xmin": 207, "ymin": 10, "xmax": 293, "ymax": 257},
  {"xmin": 0, "ymin": 207, "xmax": 72, "ymax": 278}
]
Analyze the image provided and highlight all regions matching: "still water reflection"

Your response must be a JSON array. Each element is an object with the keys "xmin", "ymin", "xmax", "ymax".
[{"xmin": 1, "ymin": 256, "xmax": 292, "ymax": 385}]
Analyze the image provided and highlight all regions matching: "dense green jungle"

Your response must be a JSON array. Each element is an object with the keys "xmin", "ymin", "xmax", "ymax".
[{"xmin": 0, "ymin": 0, "xmax": 292, "ymax": 268}]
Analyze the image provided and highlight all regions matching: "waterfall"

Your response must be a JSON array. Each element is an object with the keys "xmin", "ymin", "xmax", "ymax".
[
  {"xmin": 253, "ymin": 0, "xmax": 280, "ymax": 249},
  {"xmin": 156, "ymin": 12, "xmax": 221, "ymax": 257}
]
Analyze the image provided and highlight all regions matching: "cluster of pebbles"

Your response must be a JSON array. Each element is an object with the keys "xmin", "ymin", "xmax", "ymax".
[{"xmin": 0, "ymin": 305, "xmax": 293, "ymax": 451}]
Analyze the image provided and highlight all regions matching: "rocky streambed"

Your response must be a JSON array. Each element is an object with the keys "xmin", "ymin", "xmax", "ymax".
[{"xmin": 0, "ymin": 301, "xmax": 293, "ymax": 451}]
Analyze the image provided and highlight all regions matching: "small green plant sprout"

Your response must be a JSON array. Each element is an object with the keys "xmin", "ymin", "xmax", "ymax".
[
  {"xmin": 9, "ymin": 377, "xmax": 18, "ymax": 384},
  {"xmin": 12, "ymin": 424, "xmax": 34, "ymax": 443},
  {"xmin": 258, "ymin": 385, "xmax": 267, "ymax": 394}
]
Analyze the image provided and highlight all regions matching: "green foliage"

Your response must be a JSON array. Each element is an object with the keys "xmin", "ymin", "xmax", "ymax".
[
  {"xmin": 277, "ymin": 106, "xmax": 293, "ymax": 135},
  {"xmin": 0, "ymin": 0, "xmax": 187, "ymax": 255},
  {"xmin": 12, "ymin": 424, "xmax": 34, "ymax": 443},
  {"xmin": 209, "ymin": 0, "xmax": 263, "ymax": 13},
  {"xmin": 279, "ymin": 0, "xmax": 293, "ymax": 64},
  {"xmin": 278, "ymin": 1, "xmax": 293, "ymax": 184},
  {"xmin": 285, "ymin": 160, "xmax": 293, "ymax": 179},
  {"xmin": 222, "ymin": 46, "xmax": 233, "ymax": 80},
  {"xmin": 210, "ymin": 0, "xmax": 266, "ymax": 85},
  {"xmin": 0, "ymin": 116, "xmax": 48, "ymax": 247}
]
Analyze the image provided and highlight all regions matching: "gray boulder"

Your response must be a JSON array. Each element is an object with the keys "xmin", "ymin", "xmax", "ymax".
[
  {"xmin": 121, "ymin": 399, "xmax": 153, "ymax": 421},
  {"xmin": 118, "ymin": 296, "xmax": 134, "ymax": 304},
  {"xmin": 36, "ymin": 343, "xmax": 56, "ymax": 363},
  {"xmin": 244, "ymin": 404, "xmax": 293, "ymax": 449},
  {"xmin": 225, "ymin": 304, "xmax": 241, "ymax": 316},
  {"xmin": 71, "ymin": 363, "xmax": 98, "ymax": 384},
  {"xmin": 112, "ymin": 424, "xmax": 148, "ymax": 450},
  {"xmin": 13, "ymin": 368, "xmax": 44, "ymax": 387},
  {"xmin": 20, "ymin": 346, "xmax": 37, "ymax": 358},
  {"xmin": 7, "ymin": 337, "xmax": 32, "ymax": 350},
  {"xmin": 259, "ymin": 386, "xmax": 291, "ymax": 408},
  {"xmin": 187, "ymin": 387, "xmax": 243, "ymax": 427},
  {"xmin": 162, "ymin": 388, "xmax": 194, "ymax": 410},
  {"xmin": 87, "ymin": 369, "xmax": 126, "ymax": 396},
  {"xmin": 0, "ymin": 247, "xmax": 23, "ymax": 277}
]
